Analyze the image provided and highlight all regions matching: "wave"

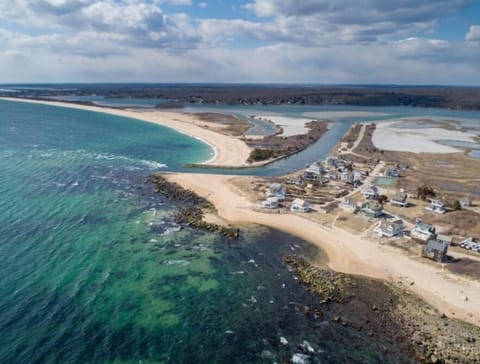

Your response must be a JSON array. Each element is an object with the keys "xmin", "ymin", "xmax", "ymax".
[{"xmin": 26, "ymin": 148, "xmax": 168, "ymax": 170}]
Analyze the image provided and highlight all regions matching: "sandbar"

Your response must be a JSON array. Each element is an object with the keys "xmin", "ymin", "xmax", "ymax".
[
  {"xmin": 372, "ymin": 119, "xmax": 478, "ymax": 153},
  {"xmin": 253, "ymin": 115, "xmax": 311, "ymax": 136}
]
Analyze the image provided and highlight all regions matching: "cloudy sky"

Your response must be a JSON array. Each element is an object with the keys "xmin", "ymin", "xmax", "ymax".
[{"xmin": 0, "ymin": 0, "xmax": 479, "ymax": 84}]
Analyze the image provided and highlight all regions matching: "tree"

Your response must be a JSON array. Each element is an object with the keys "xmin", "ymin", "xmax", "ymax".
[
  {"xmin": 378, "ymin": 195, "xmax": 388, "ymax": 205},
  {"xmin": 416, "ymin": 185, "xmax": 436, "ymax": 201},
  {"xmin": 453, "ymin": 200, "xmax": 462, "ymax": 211}
]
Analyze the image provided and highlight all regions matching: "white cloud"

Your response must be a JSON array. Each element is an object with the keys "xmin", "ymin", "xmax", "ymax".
[
  {"xmin": 466, "ymin": 25, "xmax": 480, "ymax": 41},
  {"xmin": 0, "ymin": 0, "xmax": 478, "ymax": 84}
]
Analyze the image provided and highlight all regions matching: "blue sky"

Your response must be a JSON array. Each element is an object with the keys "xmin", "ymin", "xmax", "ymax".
[{"xmin": 0, "ymin": 0, "xmax": 479, "ymax": 84}]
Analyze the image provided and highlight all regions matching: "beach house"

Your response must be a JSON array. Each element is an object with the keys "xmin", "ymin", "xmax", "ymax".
[
  {"xmin": 390, "ymin": 192, "xmax": 408, "ymax": 207},
  {"xmin": 267, "ymin": 183, "xmax": 286, "ymax": 201},
  {"xmin": 327, "ymin": 156, "xmax": 341, "ymax": 168},
  {"xmin": 412, "ymin": 219, "xmax": 436, "ymax": 241},
  {"xmin": 326, "ymin": 171, "xmax": 339, "ymax": 180},
  {"xmin": 374, "ymin": 219, "xmax": 404, "ymax": 238},
  {"xmin": 290, "ymin": 198, "xmax": 310, "ymax": 213},
  {"xmin": 426, "ymin": 199, "xmax": 446, "ymax": 214},
  {"xmin": 459, "ymin": 197, "xmax": 472, "ymax": 208},
  {"xmin": 341, "ymin": 171, "xmax": 355, "ymax": 184},
  {"xmin": 361, "ymin": 201, "xmax": 384, "ymax": 219},
  {"xmin": 261, "ymin": 197, "xmax": 279, "ymax": 209},
  {"xmin": 363, "ymin": 185, "xmax": 379, "ymax": 200},
  {"xmin": 306, "ymin": 162, "xmax": 324, "ymax": 175},
  {"xmin": 302, "ymin": 171, "xmax": 317, "ymax": 180},
  {"xmin": 422, "ymin": 239, "xmax": 449, "ymax": 263},
  {"xmin": 340, "ymin": 198, "xmax": 359, "ymax": 213},
  {"xmin": 385, "ymin": 168, "xmax": 400, "ymax": 178}
]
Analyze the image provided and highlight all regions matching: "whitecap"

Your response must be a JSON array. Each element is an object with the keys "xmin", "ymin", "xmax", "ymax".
[
  {"xmin": 300, "ymin": 341, "xmax": 315, "ymax": 353},
  {"xmin": 161, "ymin": 226, "xmax": 182, "ymax": 236},
  {"xmin": 161, "ymin": 259, "xmax": 190, "ymax": 266},
  {"xmin": 291, "ymin": 353, "xmax": 310, "ymax": 364}
]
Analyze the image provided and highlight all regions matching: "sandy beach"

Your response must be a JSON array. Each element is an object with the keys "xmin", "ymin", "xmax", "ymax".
[
  {"xmin": 165, "ymin": 172, "xmax": 480, "ymax": 327},
  {"xmin": 0, "ymin": 97, "xmax": 253, "ymax": 167}
]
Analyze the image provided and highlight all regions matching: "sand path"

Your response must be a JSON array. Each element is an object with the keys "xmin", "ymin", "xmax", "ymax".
[
  {"xmin": 0, "ymin": 97, "xmax": 252, "ymax": 167},
  {"xmin": 166, "ymin": 172, "xmax": 480, "ymax": 327}
]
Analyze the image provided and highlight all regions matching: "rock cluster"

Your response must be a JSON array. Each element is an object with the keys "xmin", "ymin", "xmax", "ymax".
[
  {"xmin": 284, "ymin": 255, "xmax": 480, "ymax": 364},
  {"xmin": 176, "ymin": 207, "xmax": 240, "ymax": 239},
  {"xmin": 149, "ymin": 173, "xmax": 240, "ymax": 239},
  {"xmin": 148, "ymin": 174, "xmax": 213, "ymax": 208}
]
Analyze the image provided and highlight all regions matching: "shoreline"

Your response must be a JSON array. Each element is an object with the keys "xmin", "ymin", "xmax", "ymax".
[
  {"xmin": 0, "ymin": 97, "xmax": 251, "ymax": 167},
  {"xmin": 5, "ymin": 95, "xmax": 480, "ymax": 327},
  {"xmin": 163, "ymin": 172, "xmax": 480, "ymax": 328}
]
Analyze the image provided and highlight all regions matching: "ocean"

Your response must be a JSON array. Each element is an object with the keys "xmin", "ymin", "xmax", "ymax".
[{"xmin": 0, "ymin": 98, "xmax": 468, "ymax": 363}]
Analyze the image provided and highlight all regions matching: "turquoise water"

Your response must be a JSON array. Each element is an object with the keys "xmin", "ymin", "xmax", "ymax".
[{"xmin": 1, "ymin": 100, "xmax": 420, "ymax": 363}]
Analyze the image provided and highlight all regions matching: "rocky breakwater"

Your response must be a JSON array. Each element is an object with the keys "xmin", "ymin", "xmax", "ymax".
[
  {"xmin": 284, "ymin": 255, "xmax": 480, "ymax": 364},
  {"xmin": 149, "ymin": 174, "xmax": 240, "ymax": 239}
]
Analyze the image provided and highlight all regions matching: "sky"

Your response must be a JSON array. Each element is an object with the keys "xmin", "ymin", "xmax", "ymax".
[{"xmin": 0, "ymin": 0, "xmax": 479, "ymax": 84}]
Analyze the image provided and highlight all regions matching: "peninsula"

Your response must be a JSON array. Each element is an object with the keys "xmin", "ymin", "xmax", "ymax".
[{"xmin": 4, "ymin": 96, "xmax": 480, "ymax": 362}]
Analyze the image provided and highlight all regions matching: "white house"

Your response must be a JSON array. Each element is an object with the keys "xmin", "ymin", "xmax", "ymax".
[
  {"xmin": 426, "ymin": 199, "xmax": 446, "ymax": 214},
  {"xmin": 459, "ymin": 197, "xmax": 472, "ymax": 207},
  {"xmin": 390, "ymin": 192, "xmax": 408, "ymax": 207},
  {"xmin": 363, "ymin": 185, "xmax": 379, "ymax": 200},
  {"xmin": 267, "ymin": 183, "xmax": 286, "ymax": 201},
  {"xmin": 340, "ymin": 198, "xmax": 359, "ymax": 213},
  {"xmin": 326, "ymin": 171, "xmax": 338, "ymax": 180},
  {"xmin": 412, "ymin": 219, "xmax": 436, "ymax": 241},
  {"xmin": 290, "ymin": 198, "xmax": 310, "ymax": 213},
  {"xmin": 306, "ymin": 162, "xmax": 324, "ymax": 175},
  {"xmin": 341, "ymin": 171, "xmax": 355, "ymax": 184},
  {"xmin": 353, "ymin": 171, "xmax": 363, "ymax": 182},
  {"xmin": 374, "ymin": 219, "xmax": 404, "ymax": 238},
  {"xmin": 261, "ymin": 197, "xmax": 279, "ymax": 209}
]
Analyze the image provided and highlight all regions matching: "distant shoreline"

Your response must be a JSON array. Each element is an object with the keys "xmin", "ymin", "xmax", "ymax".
[{"xmin": 3, "ymin": 84, "xmax": 480, "ymax": 110}]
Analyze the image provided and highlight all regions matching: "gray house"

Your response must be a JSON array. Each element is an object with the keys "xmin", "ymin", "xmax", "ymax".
[
  {"xmin": 361, "ymin": 201, "xmax": 384, "ymax": 218},
  {"xmin": 422, "ymin": 239, "xmax": 449, "ymax": 262}
]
